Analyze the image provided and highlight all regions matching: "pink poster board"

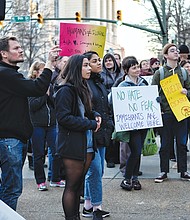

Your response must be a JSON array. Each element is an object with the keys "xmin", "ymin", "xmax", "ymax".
[{"xmin": 59, "ymin": 23, "xmax": 106, "ymax": 58}]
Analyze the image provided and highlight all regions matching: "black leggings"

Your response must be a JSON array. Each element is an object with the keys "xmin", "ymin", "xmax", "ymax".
[{"xmin": 62, "ymin": 153, "xmax": 93, "ymax": 218}]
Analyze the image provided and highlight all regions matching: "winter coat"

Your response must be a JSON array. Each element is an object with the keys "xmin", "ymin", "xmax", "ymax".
[
  {"xmin": 87, "ymin": 73, "xmax": 114, "ymax": 147},
  {"xmin": 55, "ymin": 83, "xmax": 99, "ymax": 161},
  {"xmin": 28, "ymin": 89, "xmax": 56, "ymax": 127},
  {"xmin": 118, "ymin": 75, "xmax": 149, "ymax": 87}
]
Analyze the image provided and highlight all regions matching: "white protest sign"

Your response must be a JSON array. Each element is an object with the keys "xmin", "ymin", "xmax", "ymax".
[{"xmin": 112, "ymin": 85, "xmax": 163, "ymax": 132}]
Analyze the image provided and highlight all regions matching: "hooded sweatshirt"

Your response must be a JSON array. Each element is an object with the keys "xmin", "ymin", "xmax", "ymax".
[{"xmin": 101, "ymin": 53, "xmax": 123, "ymax": 93}]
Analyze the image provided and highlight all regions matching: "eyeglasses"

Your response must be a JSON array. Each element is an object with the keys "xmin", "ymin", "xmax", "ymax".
[{"xmin": 168, "ymin": 49, "xmax": 180, "ymax": 53}]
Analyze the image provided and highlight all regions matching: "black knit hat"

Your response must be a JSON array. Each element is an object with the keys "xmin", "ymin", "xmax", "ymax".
[{"xmin": 179, "ymin": 44, "xmax": 189, "ymax": 54}]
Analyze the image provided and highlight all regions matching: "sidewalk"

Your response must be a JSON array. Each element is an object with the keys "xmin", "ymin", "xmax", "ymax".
[{"xmin": 16, "ymin": 151, "xmax": 190, "ymax": 220}]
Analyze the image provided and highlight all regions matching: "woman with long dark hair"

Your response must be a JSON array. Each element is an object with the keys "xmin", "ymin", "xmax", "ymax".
[
  {"xmin": 55, "ymin": 54, "xmax": 101, "ymax": 220},
  {"xmin": 82, "ymin": 51, "xmax": 113, "ymax": 220}
]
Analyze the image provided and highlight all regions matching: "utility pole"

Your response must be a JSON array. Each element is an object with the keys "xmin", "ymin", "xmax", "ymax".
[{"xmin": 150, "ymin": 0, "xmax": 167, "ymax": 46}]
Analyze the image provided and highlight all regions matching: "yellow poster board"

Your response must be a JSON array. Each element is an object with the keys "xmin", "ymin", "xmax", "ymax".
[{"xmin": 160, "ymin": 74, "xmax": 190, "ymax": 121}]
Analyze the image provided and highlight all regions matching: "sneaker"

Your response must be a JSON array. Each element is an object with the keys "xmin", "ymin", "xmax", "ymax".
[
  {"xmin": 181, "ymin": 171, "xmax": 190, "ymax": 181},
  {"xmin": 82, "ymin": 207, "xmax": 93, "ymax": 218},
  {"xmin": 50, "ymin": 180, "xmax": 65, "ymax": 188},
  {"xmin": 132, "ymin": 180, "xmax": 142, "ymax": 190},
  {"xmin": 93, "ymin": 209, "xmax": 110, "ymax": 220},
  {"xmin": 120, "ymin": 179, "xmax": 133, "ymax": 191},
  {"xmin": 37, "ymin": 182, "xmax": 48, "ymax": 191},
  {"xmin": 155, "ymin": 172, "xmax": 167, "ymax": 183}
]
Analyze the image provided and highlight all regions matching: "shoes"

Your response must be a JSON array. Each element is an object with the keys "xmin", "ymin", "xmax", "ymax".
[
  {"xmin": 120, "ymin": 179, "xmax": 132, "ymax": 191},
  {"xmin": 132, "ymin": 180, "xmax": 142, "ymax": 190},
  {"xmin": 37, "ymin": 182, "xmax": 48, "ymax": 191},
  {"xmin": 138, "ymin": 171, "xmax": 143, "ymax": 176},
  {"xmin": 50, "ymin": 180, "xmax": 65, "ymax": 187},
  {"xmin": 82, "ymin": 207, "xmax": 93, "ymax": 218},
  {"xmin": 107, "ymin": 162, "xmax": 115, "ymax": 168},
  {"xmin": 181, "ymin": 171, "xmax": 190, "ymax": 181},
  {"xmin": 82, "ymin": 208, "xmax": 110, "ymax": 219},
  {"xmin": 155, "ymin": 172, "xmax": 167, "ymax": 183},
  {"xmin": 93, "ymin": 209, "xmax": 110, "ymax": 220}
]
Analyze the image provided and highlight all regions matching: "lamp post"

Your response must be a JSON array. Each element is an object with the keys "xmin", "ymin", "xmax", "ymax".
[{"xmin": 150, "ymin": 0, "xmax": 167, "ymax": 46}]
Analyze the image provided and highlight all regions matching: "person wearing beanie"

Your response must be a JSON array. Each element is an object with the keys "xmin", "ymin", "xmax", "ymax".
[
  {"xmin": 179, "ymin": 44, "xmax": 190, "ymax": 63},
  {"xmin": 152, "ymin": 43, "xmax": 190, "ymax": 183},
  {"xmin": 150, "ymin": 57, "xmax": 160, "ymax": 73}
]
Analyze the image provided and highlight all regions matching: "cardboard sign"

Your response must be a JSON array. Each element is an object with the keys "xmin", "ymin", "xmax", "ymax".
[
  {"xmin": 112, "ymin": 85, "xmax": 163, "ymax": 132},
  {"xmin": 160, "ymin": 74, "xmax": 190, "ymax": 121},
  {"xmin": 59, "ymin": 23, "xmax": 106, "ymax": 58}
]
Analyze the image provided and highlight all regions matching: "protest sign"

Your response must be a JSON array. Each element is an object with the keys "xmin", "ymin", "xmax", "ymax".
[
  {"xmin": 59, "ymin": 23, "xmax": 106, "ymax": 58},
  {"xmin": 160, "ymin": 74, "xmax": 190, "ymax": 121},
  {"xmin": 112, "ymin": 85, "xmax": 163, "ymax": 132}
]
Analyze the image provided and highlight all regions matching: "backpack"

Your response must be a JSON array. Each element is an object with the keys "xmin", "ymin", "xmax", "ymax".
[{"xmin": 159, "ymin": 66, "xmax": 187, "ymax": 81}]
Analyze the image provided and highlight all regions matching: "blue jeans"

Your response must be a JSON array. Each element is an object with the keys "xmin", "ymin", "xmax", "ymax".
[
  {"xmin": 0, "ymin": 138, "xmax": 27, "ymax": 210},
  {"xmin": 159, "ymin": 113, "xmax": 188, "ymax": 173},
  {"xmin": 31, "ymin": 125, "xmax": 56, "ymax": 184},
  {"xmin": 84, "ymin": 147, "xmax": 105, "ymax": 206}
]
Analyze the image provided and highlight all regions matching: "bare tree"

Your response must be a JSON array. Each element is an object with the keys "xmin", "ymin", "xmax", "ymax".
[
  {"xmin": 139, "ymin": 0, "xmax": 190, "ymax": 54},
  {"xmin": 170, "ymin": 0, "xmax": 190, "ymax": 45},
  {"xmin": 1, "ymin": 0, "xmax": 56, "ymax": 72}
]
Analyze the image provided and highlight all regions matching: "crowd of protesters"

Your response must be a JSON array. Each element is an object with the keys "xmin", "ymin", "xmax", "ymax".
[{"xmin": 1, "ymin": 35, "xmax": 190, "ymax": 220}]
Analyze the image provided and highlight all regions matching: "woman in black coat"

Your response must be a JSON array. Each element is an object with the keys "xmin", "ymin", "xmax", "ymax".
[
  {"xmin": 55, "ymin": 54, "xmax": 101, "ymax": 220},
  {"xmin": 28, "ymin": 61, "xmax": 58, "ymax": 191},
  {"xmin": 82, "ymin": 51, "xmax": 113, "ymax": 219}
]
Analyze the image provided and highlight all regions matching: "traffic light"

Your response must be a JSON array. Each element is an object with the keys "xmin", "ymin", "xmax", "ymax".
[
  {"xmin": 75, "ymin": 12, "xmax": 81, "ymax": 22},
  {"xmin": 117, "ymin": 10, "xmax": 122, "ymax": 21},
  {"xmin": 37, "ymin": 13, "xmax": 44, "ymax": 27},
  {"xmin": 0, "ymin": 21, "xmax": 3, "ymax": 29}
]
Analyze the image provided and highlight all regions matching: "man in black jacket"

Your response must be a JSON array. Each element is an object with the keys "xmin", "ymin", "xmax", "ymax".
[{"xmin": 0, "ymin": 36, "xmax": 60, "ymax": 210}]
